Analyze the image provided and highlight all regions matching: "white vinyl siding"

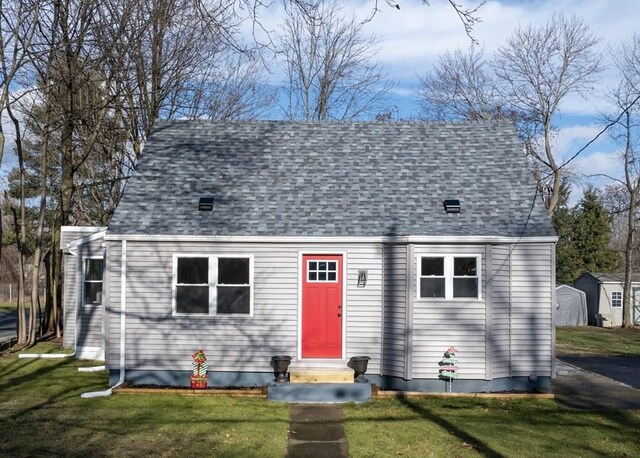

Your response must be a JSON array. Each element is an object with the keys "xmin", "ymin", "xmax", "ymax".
[
  {"xmin": 77, "ymin": 242, "xmax": 105, "ymax": 350},
  {"xmin": 510, "ymin": 244, "xmax": 553, "ymax": 377},
  {"xmin": 490, "ymin": 245, "xmax": 511, "ymax": 378},
  {"xmin": 412, "ymin": 245, "xmax": 487, "ymax": 379},
  {"xmin": 106, "ymin": 242, "xmax": 383, "ymax": 374},
  {"xmin": 382, "ymin": 244, "xmax": 408, "ymax": 378}
]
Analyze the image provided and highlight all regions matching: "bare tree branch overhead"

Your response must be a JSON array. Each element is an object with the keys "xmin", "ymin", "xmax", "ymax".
[
  {"xmin": 493, "ymin": 14, "xmax": 602, "ymax": 217},
  {"xmin": 600, "ymin": 34, "xmax": 640, "ymax": 328},
  {"xmin": 418, "ymin": 46, "xmax": 508, "ymax": 121},
  {"xmin": 278, "ymin": 0, "xmax": 395, "ymax": 121}
]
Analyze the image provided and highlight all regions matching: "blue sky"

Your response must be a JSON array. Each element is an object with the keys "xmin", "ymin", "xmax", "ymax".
[
  {"xmin": 247, "ymin": 0, "xmax": 640, "ymax": 204},
  {"xmin": 2, "ymin": 0, "xmax": 639, "ymax": 206}
]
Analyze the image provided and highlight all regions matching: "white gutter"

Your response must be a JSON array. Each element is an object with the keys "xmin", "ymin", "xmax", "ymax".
[
  {"xmin": 81, "ymin": 239, "xmax": 127, "ymax": 398},
  {"xmin": 104, "ymin": 234, "xmax": 559, "ymax": 244}
]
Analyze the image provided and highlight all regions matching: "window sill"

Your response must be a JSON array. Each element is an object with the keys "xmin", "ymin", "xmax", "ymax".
[
  {"xmin": 415, "ymin": 297, "xmax": 483, "ymax": 302},
  {"xmin": 172, "ymin": 313, "xmax": 254, "ymax": 318}
]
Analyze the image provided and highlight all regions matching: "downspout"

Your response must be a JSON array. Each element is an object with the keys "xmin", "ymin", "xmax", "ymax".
[{"xmin": 81, "ymin": 239, "xmax": 127, "ymax": 398}]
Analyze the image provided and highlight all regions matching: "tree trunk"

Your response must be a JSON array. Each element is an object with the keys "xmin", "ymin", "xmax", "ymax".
[{"xmin": 622, "ymin": 196, "xmax": 636, "ymax": 328}]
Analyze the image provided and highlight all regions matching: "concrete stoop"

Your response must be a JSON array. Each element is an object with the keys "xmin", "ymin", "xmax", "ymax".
[{"xmin": 268, "ymin": 382, "xmax": 372, "ymax": 403}]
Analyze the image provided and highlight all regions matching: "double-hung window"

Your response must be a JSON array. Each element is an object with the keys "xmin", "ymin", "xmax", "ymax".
[
  {"xmin": 83, "ymin": 258, "xmax": 104, "ymax": 306},
  {"xmin": 611, "ymin": 291, "xmax": 622, "ymax": 308},
  {"xmin": 419, "ymin": 255, "xmax": 480, "ymax": 300},
  {"xmin": 174, "ymin": 255, "xmax": 253, "ymax": 316}
]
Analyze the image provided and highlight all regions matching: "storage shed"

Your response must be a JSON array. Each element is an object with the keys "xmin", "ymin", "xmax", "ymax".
[{"xmin": 555, "ymin": 285, "xmax": 587, "ymax": 326}]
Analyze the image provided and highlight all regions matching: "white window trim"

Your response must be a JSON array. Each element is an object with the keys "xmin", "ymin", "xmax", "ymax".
[
  {"xmin": 82, "ymin": 256, "xmax": 104, "ymax": 307},
  {"xmin": 416, "ymin": 254, "xmax": 482, "ymax": 301},
  {"xmin": 172, "ymin": 254, "xmax": 254, "ymax": 317},
  {"xmin": 611, "ymin": 291, "xmax": 622, "ymax": 308}
]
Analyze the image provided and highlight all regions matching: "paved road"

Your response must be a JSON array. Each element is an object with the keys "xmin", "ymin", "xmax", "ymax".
[
  {"xmin": 0, "ymin": 310, "xmax": 16, "ymax": 342},
  {"xmin": 560, "ymin": 356, "xmax": 640, "ymax": 389}
]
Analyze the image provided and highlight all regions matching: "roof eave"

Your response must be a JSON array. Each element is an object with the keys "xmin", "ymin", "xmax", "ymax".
[{"xmin": 103, "ymin": 233, "xmax": 558, "ymax": 244}]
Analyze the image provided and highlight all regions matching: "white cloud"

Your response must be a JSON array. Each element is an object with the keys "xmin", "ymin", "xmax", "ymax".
[
  {"xmin": 553, "ymin": 124, "xmax": 608, "ymax": 159},
  {"xmin": 572, "ymin": 150, "xmax": 621, "ymax": 179}
]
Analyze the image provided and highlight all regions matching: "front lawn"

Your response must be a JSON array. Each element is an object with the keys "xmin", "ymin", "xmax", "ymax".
[
  {"xmin": 0, "ymin": 344, "xmax": 289, "ymax": 457},
  {"xmin": 4, "ymin": 341, "xmax": 640, "ymax": 457},
  {"xmin": 556, "ymin": 326, "xmax": 640, "ymax": 357},
  {"xmin": 344, "ymin": 397, "xmax": 640, "ymax": 457},
  {"xmin": 0, "ymin": 301, "xmax": 16, "ymax": 310}
]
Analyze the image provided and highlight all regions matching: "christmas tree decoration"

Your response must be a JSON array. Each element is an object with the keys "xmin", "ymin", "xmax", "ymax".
[
  {"xmin": 190, "ymin": 349, "xmax": 208, "ymax": 389},
  {"xmin": 438, "ymin": 346, "xmax": 459, "ymax": 393}
]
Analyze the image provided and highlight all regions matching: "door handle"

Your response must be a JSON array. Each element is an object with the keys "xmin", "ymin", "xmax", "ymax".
[{"xmin": 338, "ymin": 313, "xmax": 342, "ymax": 318}]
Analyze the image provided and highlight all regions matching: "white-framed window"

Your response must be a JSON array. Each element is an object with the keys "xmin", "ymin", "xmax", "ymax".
[
  {"xmin": 611, "ymin": 291, "xmax": 622, "ymax": 308},
  {"xmin": 173, "ymin": 255, "xmax": 253, "ymax": 316},
  {"xmin": 83, "ymin": 257, "xmax": 104, "ymax": 306},
  {"xmin": 418, "ymin": 255, "xmax": 480, "ymax": 300}
]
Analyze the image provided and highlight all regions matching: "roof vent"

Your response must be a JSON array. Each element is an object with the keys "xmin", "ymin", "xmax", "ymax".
[
  {"xmin": 443, "ymin": 199, "xmax": 461, "ymax": 213},
  {"xmin": 198, "ymin": 197, "xmax": 214, "ymax": 211}
]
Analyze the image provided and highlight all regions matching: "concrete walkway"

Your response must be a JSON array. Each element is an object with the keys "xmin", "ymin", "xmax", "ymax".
[
  {"xmin": 286, "ymin": 404, "xmax": 349, "ymax": 458},
  {"xmin": 554, "ymin": 359, "xmax": 640, "ymax": 410}
]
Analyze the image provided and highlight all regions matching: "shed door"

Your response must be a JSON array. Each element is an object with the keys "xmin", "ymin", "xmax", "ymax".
[
  {"xmin": 301, "ymin": 255, "xmax": 343, "ymax": 358},
  {"xmin": 633, "ymin": 287, "xmax": 640, "ymax": 325}
]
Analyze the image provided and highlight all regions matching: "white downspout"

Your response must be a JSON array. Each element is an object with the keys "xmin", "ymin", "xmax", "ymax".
[{"xmin": 81, "ymin": 239, "xmax": 127, "ymax": 398}]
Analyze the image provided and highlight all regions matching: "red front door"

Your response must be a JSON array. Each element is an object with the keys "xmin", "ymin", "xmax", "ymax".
[{"xmin": 301, "ymin": 255, "xmax": 343, "ymax": 358}]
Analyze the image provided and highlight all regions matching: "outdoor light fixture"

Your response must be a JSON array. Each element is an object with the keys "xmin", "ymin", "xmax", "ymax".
[
  {"xmin": 443, "ymin": 199, "xmax": 461, "ymax": 213},
  {"xmin": 357, "ymin": 270, "xmax": 368, "ymax": 288},
  {"xmin": 198, "ymin": 197, "xmax": 214, "ymax": 211}
]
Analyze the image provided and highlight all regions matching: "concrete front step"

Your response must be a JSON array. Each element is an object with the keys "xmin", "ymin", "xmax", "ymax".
[
  {"xmin": 267, "ymin": 383, "xmax": 372, "ymax": 403},
  {"xmin": 290, "ymin": 368, "xmax": 354, "ymax": 384}
]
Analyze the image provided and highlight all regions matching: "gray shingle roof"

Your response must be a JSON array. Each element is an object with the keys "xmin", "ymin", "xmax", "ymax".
[
  {"xmin": 588, "ymin": 272, "xmax": 640, "ymax": 283},
  {"xmin": 107, "ymin": 120, "xmax": 555, "ymax": 238}
]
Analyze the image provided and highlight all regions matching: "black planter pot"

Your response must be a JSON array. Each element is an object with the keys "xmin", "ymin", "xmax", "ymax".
[
  {"xmin": 270, "ymin": 355, "xmax": 292, "ymax": 383},
  {"xmin": 348, "ymin": 356, "xmax": 371, "ymax": 383}
]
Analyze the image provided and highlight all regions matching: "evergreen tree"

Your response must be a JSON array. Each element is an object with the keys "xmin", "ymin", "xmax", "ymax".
[
  {"xmin": 552, "ymin": 181, "xmax": 580, "ymax": 285},
  {"xmin": 571, "ymin": 187, "xmax": 620, "ymax": 278},
  {"xmin": 554, "ymin": 187, "xmax": 620, "ymax": 284}
]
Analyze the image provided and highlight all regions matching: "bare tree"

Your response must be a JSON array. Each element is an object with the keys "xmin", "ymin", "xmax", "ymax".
[
  {"xmin": 600, "ymin": 34, "xmax": 640, "ymax": 328},
  {"xmin": 278, "ymin": 0, "xmax": 394, "ymax": 121},
  {"xmin": 182, "ymin": 53, "xmax": 276, "ymax": 121},
  {"xmin": 493, "ymin": 14, "xmax": 602, "ymax": 217},
  {"xmin": 0, "ymin": 0, "xmax": 43, "ymax": 346},
  {"xmin": 417, "ymin": 46, "xmax": 510, "ymax": 121}
]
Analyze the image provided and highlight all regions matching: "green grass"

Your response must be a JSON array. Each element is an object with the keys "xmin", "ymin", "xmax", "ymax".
[
  {"xmin": 344, "ymin": 397, "xmax": 640, "ymax": 457},
  {"xmin": 0, "ymin": 301, "xmax": 17, "ymax": 310},
  {"xmin": 5, "ymin": 338, "xmax": 640, "ymax": 457},
  {"xmin": 0, "ymin": 344, "xmax": 289, "ymax": 457},
  {"xmin": 556, "ymin": 326, "xmax": 640, "ymax": 357}
]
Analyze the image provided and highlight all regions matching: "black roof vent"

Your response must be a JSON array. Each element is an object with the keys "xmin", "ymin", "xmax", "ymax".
[
  {"xmin": 443, "ymin": 199, "xmax": 461, "ymax": 213},
  {"xmin": 198, "ymin": 197, "xmax": 214, "ymax": 211}
]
